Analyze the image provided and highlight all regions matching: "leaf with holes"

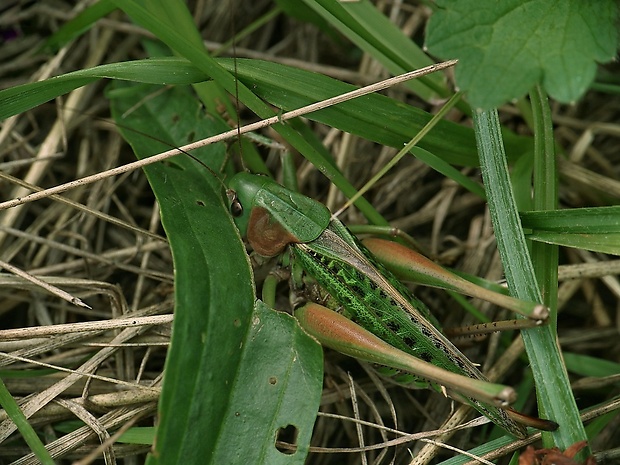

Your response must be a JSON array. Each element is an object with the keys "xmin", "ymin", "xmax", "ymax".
[{"xmin": 108, "ymin": 81, "xmax": 322, "ymax": 464}]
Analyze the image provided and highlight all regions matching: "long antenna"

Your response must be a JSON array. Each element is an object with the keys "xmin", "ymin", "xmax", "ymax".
[{"xmin": 73, "ymin": 107, "xmax": 227, "ymax": 190}]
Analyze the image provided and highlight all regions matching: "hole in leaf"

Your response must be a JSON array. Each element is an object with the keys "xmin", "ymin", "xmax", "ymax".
[
  {"xmin": 275, "ymin": 424, "xmax": 298, "ymax": 455},
  {"xmin": 268, "ymin": 376, "xmax": 277, "ymax": 385},
  {"xmin": 196, "ymin": 200, "xmax": 205, "ymax": 207}
]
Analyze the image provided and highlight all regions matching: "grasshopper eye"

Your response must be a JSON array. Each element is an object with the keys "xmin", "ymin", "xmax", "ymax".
[
  {"xmin": 226, "ymin": 188, "xmax": 244, "ymax": 217},
  {"xmin": 230, "ymin": 197, "xmax": 243, "ymax": 217}
]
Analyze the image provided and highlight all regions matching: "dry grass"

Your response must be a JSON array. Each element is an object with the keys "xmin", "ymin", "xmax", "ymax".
[{"xmin": 0, "ymin": 1, "xmax": 619, "ymax": 464}]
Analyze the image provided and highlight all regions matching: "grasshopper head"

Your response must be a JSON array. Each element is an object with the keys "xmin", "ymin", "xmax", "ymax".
[
  {"xmin": 227, "ymin": 172, "xmax": 267, "ymax": 238},
  {"xmin": 227, "ymin": 172, "xmax": 331, "ymax": 256}
]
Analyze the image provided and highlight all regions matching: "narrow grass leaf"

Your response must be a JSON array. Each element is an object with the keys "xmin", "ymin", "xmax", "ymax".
[
  {"xmin": 522, "ymin": 196, "xmax": 620, "ymax": 254},
  {"xmin": 43, "ymin": 0, "xmax": 117, "ymax": 51},
  {"xmin": 521, "ymin": 206, "xmax": 620, "ymax": 233},
  {"xmin": 0, "ymin": 379, "xmax": 54, "ymax": 465},
  {"xmin": 526, "ymin": 232, "xmax": 620, "ymax": 255},
  {"xmin": 530, "ymin": 86, "xmax": 559, "ymax": 329},
  {"xmin": 473, "ymin": 109, "xmax": 586, "ymax": 451},
  {"xmin": 301, "ymin": 0, "xmax": 443, "ymax": 100},
  {"xmin": 0, "ymin": 58, "xmax": 208, "ymax": 119},
  {"xmin": 563, "ymin": 353, "xmax": 620, "ymax": 378},
  {"xmin": 224, "ymin": 58, "xmax": 534, "ymax": 167}
]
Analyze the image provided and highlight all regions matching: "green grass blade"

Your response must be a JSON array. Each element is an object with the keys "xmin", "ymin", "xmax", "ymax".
[
  {"xmin": 222, "ymin": 59, "xmax": 535, "ymax": 167},
  {"xmin": 227, "ymin": 59, "xmax": 485, "ymax": 167},
  {"xmin": 0, "ymin": 58, "xmax": 208, "ymax": 120},
  {"xmin": 521, "ymin": 206, "xmax": 620, "ymax": 232},
  {"xmin": 522, "ymin": 205, "xmax": 620, "ymax": 254},
  {"xmin": 473, "ymin": 109, "xmax": 586, "ymax": 451},
  {"xmin": 299, "ymin": 0, "xmax": 443, "ymax": 99},
  {"xmin": 563, "ymin": 352, "xmax": 620, "ymax": 378},
  {"xmin": 0, "ymin": 378, "xmax": 55, "ymax": 465},
  {"xmin": 44, "ymin": 0, "xmax": 117, "ymax": 52},
  {"xmin": 525, "ymin": 232, "xmax": 620, "ymax": 255},
  {"xmin": 530, "ymin": 86, "xmax": 559, "ymax": 331},
  {"xmin": 0, "ymin": 52, "xmax": 529, "ymax": 203}
]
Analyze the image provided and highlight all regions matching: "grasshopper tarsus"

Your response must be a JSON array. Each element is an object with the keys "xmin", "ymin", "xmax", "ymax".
[
  {"xmin": 531, "ymin": 304, "xmax": 550, "ymax": 322},
  {"xmin": 496, "ymin": 386, "xmax": 518, "ymax": 407}
]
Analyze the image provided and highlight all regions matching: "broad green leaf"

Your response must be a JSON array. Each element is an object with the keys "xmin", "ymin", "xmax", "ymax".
[
  {"xmin": 426, "ymin": 0, "xmax": 618, "ymax": 109},
  {"xmin": 210, "ymin": 301, "xmax": 323, "ymax": 464},
  {"xmin": 109, "ymin": 81, "xmax": 250, "ymax": 463},
  {"xmin": 222, "ymin": 58, "xmax": 532, "ymax": 167},
  {"xmin": 108, "ymin": 82, "xmax": 322, "ymax": 464}
]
